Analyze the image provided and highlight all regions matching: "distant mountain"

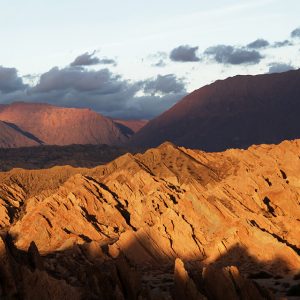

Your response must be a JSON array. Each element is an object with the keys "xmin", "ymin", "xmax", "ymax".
[
  {"xmin": 113, "ymin": 119, "xmax": 148, "ymax": 137},
  {"xmin": 131, "ymin": 69, "xmax": 300, "ymax": 151},
  {"xmin": 0, "ymin": 102, "xmax": 129, "ymax": 147},
  {"xmin": 0, "ymin": 120, "xmax": 39, "ymax": 148}
]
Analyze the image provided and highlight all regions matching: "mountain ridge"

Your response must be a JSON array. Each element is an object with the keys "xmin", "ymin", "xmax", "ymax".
[
  {"xmin": 131, "ymin": 69, "xmax": 300, "ymax": 151},
  {"xmin": 0, "ymin": 138, "xmax": 300, "ymax": 298}
]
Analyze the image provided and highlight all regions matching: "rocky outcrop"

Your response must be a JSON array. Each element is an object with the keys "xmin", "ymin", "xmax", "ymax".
[
  {"xmin": 1, "ymin": 139, "xmax": 300, "ymax": 298},
  {"xmin": 201, "ymin": 265, "xmax": 274, "ymax": 300},
  {"xmin": 0, "ymin": 236, "xmax": 80, "ymax": 299},
  {"xmin": 174, "ymin": 258, "xmax": 206, "ymax": 300}
]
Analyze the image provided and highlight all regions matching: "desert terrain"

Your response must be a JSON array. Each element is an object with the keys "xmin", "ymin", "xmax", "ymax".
[{"xmin": 0, "ymin": 140, "xmax": 300, "ymax": 299}]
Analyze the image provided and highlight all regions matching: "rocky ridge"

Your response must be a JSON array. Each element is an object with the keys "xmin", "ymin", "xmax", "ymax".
[{"xmin": 1, "ymin": 140, "xmax": 300, "ymax": 298}]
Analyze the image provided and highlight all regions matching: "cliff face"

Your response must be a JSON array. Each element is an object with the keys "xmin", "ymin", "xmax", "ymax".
[
  {"xmin": 1, "ymin": 140, "xmax": 300, "ymax": 298},
  {"xmin": 131, "ymin": 69, "xmax": 300, "ymax": 151},
  {"xmin": 0, "ymin": 102, "xmax": 128, "ymax": 147}
]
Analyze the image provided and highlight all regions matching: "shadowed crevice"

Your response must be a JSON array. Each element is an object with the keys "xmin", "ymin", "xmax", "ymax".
[{"xmin": 3, "ymin": 121, "xmax": 44, "ymax": 144}]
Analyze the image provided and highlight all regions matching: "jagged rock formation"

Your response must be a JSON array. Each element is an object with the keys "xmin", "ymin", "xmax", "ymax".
[
  {"xmin": 1, "ymin": 140, "xmax": 300, "ymax": 298},
  {"xmin": 131, "ymin": 69, "xmax": 300, "ymax": 151},
  {"xmin": 0, "ymin": 102, "xmax": 131, "ymax": 147}
]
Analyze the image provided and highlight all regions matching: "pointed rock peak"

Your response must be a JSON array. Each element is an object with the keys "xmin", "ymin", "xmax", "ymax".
[
  {"xmin": 157, "ymin": 141, "xmax": 178, "ymax": 150},
  {"xmin": 28, "ymin": 241, "xmax": 43, "ymax": 270},
  {"xmin": 109, "ymin": 152, "xmax": 135, "ymax": 167},
  {"xmin": 140, "ymin": 140, "xmax": 181, "ymax": 160},
  {"xmin": 174, "ymin": 258, "xmax": 207, "ymax": 300}
]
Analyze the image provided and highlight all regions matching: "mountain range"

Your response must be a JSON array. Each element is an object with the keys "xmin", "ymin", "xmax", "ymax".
[{"xmin": 1, "ymin": 69, "xmax": 300, "ymax": 151}]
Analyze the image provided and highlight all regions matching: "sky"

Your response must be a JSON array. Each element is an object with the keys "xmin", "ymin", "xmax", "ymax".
[{"xmin": 0, "ymin": 0, "xmax": 300, "ymax": 119}]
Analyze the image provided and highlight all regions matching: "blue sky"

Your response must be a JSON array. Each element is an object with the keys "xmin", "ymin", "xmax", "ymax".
[{"xmin": 0, "ymin": 0, "xmax": 299, "ymax": 119}]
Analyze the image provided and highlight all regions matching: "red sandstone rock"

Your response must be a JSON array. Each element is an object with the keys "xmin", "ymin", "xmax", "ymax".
[{"xmin": 0, "ymin": 139, "xmax": 299, "ymax": 298}]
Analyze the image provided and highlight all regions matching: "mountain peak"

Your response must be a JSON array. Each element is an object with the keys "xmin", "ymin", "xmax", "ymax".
[{"xmin": 131, "ymin": 69, "xmax": 300, "ymax": 151}]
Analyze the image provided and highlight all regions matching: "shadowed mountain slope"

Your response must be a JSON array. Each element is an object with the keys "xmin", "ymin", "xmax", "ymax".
[
  {"xmin": 113, "ymin": 119, "xmax": 148, "ymax": 135},
  {"xmin": 0, "ymin": 121, "xmax": 40, "ymax": 148},
  {"xmin": 131, "ymin": 69, "xmax": 300, "ymax": 151},
  {"xmin": 0, "ymin": 139, "xmax": 300, "ymax": 298}
]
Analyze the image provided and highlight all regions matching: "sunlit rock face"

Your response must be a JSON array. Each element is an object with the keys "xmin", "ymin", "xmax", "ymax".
[
  {"xmin": 0, "ymin": 102, "xmax": 130, "ymax": 147},
  {"xmin": 1, "ymin": 140, "xmax": 300, "ymax": 298}
]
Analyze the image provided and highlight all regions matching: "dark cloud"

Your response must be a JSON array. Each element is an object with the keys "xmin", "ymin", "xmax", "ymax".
[
  {"xmin": 70, "ymin": 52, "xmax": 116, "ymax": 66},
  {"xmin": 32, "ymin": 67, "xmax": 124, "ymax": 93},
  {"xmin": 0, "ymin": 65, "xmax": 186, "ymax": 120},
  {"xmin": 27, "ymin": 66, "xmax": 137, "ymax": 115},
  {"xmin": 247, "ymin": 39, "xmax": 269, "ymax": 49},
  {"xmin": 0, "ymin": 66, "xmax": 27, "ymax": 94},
  {"xmin": 98, "ymin": 58, "xmax": 117, "ymax": 65},
  {"xmin": 268, "ymin": 62, "xmax": 295, "ymax": 74},
  {"xmin": 204, "ymin": 45, "xmax": 263, "ymax": 65},
  {"xmin": 70, "ymin": 52, "xmax": 100, "ymax": 66},
  {"xmin": 170, "ymin": 45, "xmax": 200, "ymax": 62},
  {"xmin": 272, "ymin": 40, "xmax": 293, "ymax": 48},
  {"xmin": 291, "ymin": 27, "xmax": 300, "ymax": 38},
  {"xmin": 142, "ymin": 74, "xmax": 186, "ymax": 95},
  {"xmin": 120, "ymin": 74, "xmax": 187, "ymax": 119}
]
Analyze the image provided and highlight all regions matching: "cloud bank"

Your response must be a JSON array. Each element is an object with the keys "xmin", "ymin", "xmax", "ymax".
[
  {"xmin": 1, "ymin": 28, "xmax": 298, "ymax": 120},
  {"xmin": 268, "ymin": 62, "xmax": 295, "ymax": 73},
  {"xmin": 291, "ymin": 27, "xmax": 300, "ymax": 38},
  {"xmin": 70, "ymin": 52, "xmax": 116, "ymax": 67},
  {"xmin": 247, "ymin": 39, "xmax": 269, "ymax": 49},
  {"xmin": 204, "ymin": 45, "xmax": 263, "ymax": 65},
  {"xmin": 0, "ymin": 63, "xmax": 186, "ymax": 120},
  {"xmin": 0, "ymin": 66, "xmax": 27, "ymax": 93}
]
